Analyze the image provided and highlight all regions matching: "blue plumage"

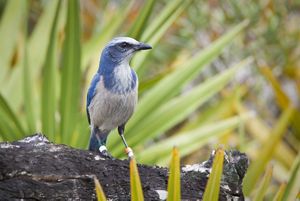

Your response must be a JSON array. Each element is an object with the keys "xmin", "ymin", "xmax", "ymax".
[
  {"xmin": 86, "ymin": 37, "xmax": 151, "ymax": 158},
  {"xmin": 86, "ymin": 73, "xmax": 100, "ymax": 124}
]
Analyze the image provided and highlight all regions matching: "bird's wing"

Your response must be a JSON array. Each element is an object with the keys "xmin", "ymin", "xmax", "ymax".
[{"xmin": 86, "ymin": 73, "xmax": 100, "ymax": 125}]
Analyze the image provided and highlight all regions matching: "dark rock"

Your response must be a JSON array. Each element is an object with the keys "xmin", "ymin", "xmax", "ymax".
[{"xmin": 0, "ymin": 134, "xmax": 248, "ymax": 201}]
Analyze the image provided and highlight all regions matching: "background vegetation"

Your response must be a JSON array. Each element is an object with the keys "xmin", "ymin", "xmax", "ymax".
[{"xmin": 0, "ymin": 0, "xmax": 299, "ymax": 200}]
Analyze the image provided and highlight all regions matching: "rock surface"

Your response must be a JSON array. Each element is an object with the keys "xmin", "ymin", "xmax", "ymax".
[{"xmin": 0, "ymin": 134, "xmax": 248, "ymax": 200}]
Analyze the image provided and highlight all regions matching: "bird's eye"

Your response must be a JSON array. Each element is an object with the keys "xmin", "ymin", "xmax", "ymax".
[{"xmin": 120, "ymin": 42, "xmax": 128, "ymax": 48}]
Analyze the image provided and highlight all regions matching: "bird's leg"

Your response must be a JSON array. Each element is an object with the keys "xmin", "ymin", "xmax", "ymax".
[
  {"xmin": 90, "ymin": 126, "xmax": 113, "ymax": 159},
  {"xmin": 118, "ymin": 124, "xmax": 134, "ymax": 158}
]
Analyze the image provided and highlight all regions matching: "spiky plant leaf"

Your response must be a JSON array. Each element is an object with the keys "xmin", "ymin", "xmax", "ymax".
[
  {"xmin": 60, "ymin": 0, "xmax": 81, "ymax": 143},
  {"xmin": 243, "ymin": 106, "xmax": 295, "ymax": 196},
  {"xmin": 130, "ymin": 158, "xmax": 144, "ymax": 201},
  {"xmin": 272, "ymin": 183, "xmax": 286, "ymax": 201},
  {"xmin": 253, "ymin": 165, "xmax": 273, "ymax": 201},
  {"xmin": 167, "ymin": 147, "xmax": 181, "ymax": 201},
  {"xmin": 94, "ymin": 177, "xmax": 107, "ymax": 201},
  {"xmin": 41, "ymin": 0, "xmax": 61, "ymax": 141},
  {"xmin": 282, "ymin": 153, "xmax": 300, "ymax": 201},
  {"xmin": 202, "ymin": 148, "xmax": 224, "ymax": 201}
]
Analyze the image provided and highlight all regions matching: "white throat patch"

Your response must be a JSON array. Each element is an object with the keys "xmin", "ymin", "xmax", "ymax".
[{"xmin": 113, "ymin": 63, "xmax": 133, "ymax": 92}]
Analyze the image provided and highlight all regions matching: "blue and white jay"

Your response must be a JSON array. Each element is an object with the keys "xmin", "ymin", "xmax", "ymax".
[{"xmin": 86, "ymin": 37, "xmax": 151, "ymax": 158}]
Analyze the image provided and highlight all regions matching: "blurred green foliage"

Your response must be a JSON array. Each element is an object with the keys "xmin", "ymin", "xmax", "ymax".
[{"xmin": 0, "ymin": 0, "xmax": 299, "ymax": 200}]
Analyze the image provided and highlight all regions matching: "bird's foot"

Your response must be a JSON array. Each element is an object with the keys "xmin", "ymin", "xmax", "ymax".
[{"xmin": 99, "ymin": 145, "xmax": 114, "ymax": 159}]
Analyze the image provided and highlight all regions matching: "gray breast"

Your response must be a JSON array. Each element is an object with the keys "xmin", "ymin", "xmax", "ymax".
[{"xmin": 88, "ymin": 78, "xmax": 138, "ymax": 131}]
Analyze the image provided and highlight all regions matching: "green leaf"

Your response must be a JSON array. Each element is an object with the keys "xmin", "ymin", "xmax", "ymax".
[
  {"xmin": 23, "ymin": 2, "xmax": 36, "ymax": 134},
  {"xmin": 282, "ymin": 152, "xmax": 300, "ymax": 201},
  {"xmin": 0, "ymin": 93, "xmax": 25, "ymax": 140},
  {"xmin": 253, "ymin": 165, "xmax": 273, "ymax": 201},
  {"xmin": 127, "ymin": 0, "xmax": 156, "ymax": 40},
  {"xmin": 94, "ymin": 177, "xmax": 107, "ymax": 201},
  {"xmin": 111, "ymin": 58, "xmax": 252, "ymax": 156},
  {"xmin": 130, "ymin": 20, "xmax": 249, "ymax": 132},
  {"xmin": 2, "ymin": 0, "xmax": 62, "ymax": 118},
  {"xmin": 272, "ymin": 183, "xmax": 286, "ymax": 201},
  {"xmin": 167, "ymin": 147, "xmax": 181, "ymax": 201},
  {"xmin": 202, "ymin": 148, "xmax": 224, "ymax": 201},
  {"xmin": 41, "ymin": 0, "xmax": 62, "ymax": 141},
  {"xmin": 137, "ymin": 112, "xmax": 253, "ymax": 164},
  {"xmin": 130, "ymin": 158, "xmax": 144, "ymax": 201},
  {"xmin": 60, "ymin": 0, "xmax": 81, "ymax": 144},
  {"xmin": 132, "ymin": 0, "xmax": 190, "ymax": 72},
  {"xmin": 0, "ymin": 0, "xmax": 25, "ymax": 83},
  {"xmin": 140, "ymin": 0, "xmax": 186, "ymax": 42},
  {"xmin": 243, "ymin": 106, "xmax": 295, "ymax": 196}
]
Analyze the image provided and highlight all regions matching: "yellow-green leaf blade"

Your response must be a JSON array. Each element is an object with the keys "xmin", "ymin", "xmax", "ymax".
[
  {"xmin": 243, "ymin": 106, "xmax": 295, "ymax": 196},
  {"xmin": 41, "ymin": 0, "xmax": 61, "ymax": 141},
  {"xmin": 0, "ymin": 0, "xmax": 25, "ymax": 83},
  {"xmin": 127, "ymin": 0, "xmax": 156, "ymax": 40},
  {"xmin": 203, "ymin": 148, "xmax": 225, "ymax": 201},
  {"xmin": 272, "ymin": 183, "xmax": 286, "ymax": 201},
  {"xmin": 133, "ymin": 0, "xmax": 190, "ymax": 72},
  {"xmin": 132, "ymin": 20, "xmax": 249, "ymax": 130},
  {"xmin": 130, "ymin": 158, "xmax": 144, "ymax": 201},
  {"xmin": 167, "ymin": 147, "xmax": 181, "ymax": 201},
  {"xmin": 253, "ymin": 165, "xmax": 273, "ymax": 201},
  {"xmin": 137, "ymin": 112, "xmax": 253, "ymax": 165},
  {"xmin": 60, "ymin": 0, "xmax": 81, "ymax": 144},
  {"xmin": 0, "ymin": 93, "xmax": 25, "ymax": 140},
  {"xmin": 282, "ymin": 152, "xmax": 300, "ymax": 201},
  {"xmin": 111, "ymin": 58, "xmax": 252, "ymax": 156},
  {"xmin": 23, "ymin": 2, "xmax": 37, "ymax": 134},
  {"xmin": 94, "ymin": 177, "xmax": 107, "ymax": 201},
  {"xmin": 140, "ymin": 0, "xmax": 185, "ymax": 42}
]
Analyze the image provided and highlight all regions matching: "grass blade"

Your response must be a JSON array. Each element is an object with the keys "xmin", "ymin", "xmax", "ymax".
[
  {"xmin": 133, "ymin": 0, "xmax": 190, "ymax": 72},
  {"xmin": 94, "ymin": 177, "xmax": 107, "ymax": 201},
  {"xmin": 243, "ymin": 106, "xmax": 295, "ymax": 196},
  {"xmin": 0, "ymin": 94, "xmax": 25, "ymax": 140},
  {"xmin": 130, "ymin": 158, "xmax": 144, "ymax": 201},
  {"xmin": 137, "ymin": 113, "xmax": 253, "ymax": 164},
  {"xmin": 140, "ymin": 0, "xmax": 185, "ymax": 42},
  {"xmin": 253, "ymin": 165, "xmax": 273, "ymax": 201},
  {"xmin": 235, "ymin": 102, "xmax": 296, "ymax": 169},
  {"xmin": 41, "ymin": 0, "xmax": 61, "ymax": 141},
  {"xmin": 259, "ymin": 66, "xmax": 290, "ymax": 109},
  {"xmin": 111, "ymin": 58, "xmax": 251, "ymax": 156},
  {"xmin": 1, "ymin": 0, "xmax": 62, "ymax": 121},
  {"xmin": 127, "ymin": 0, "xmax": 156, "ymax": 40},
  {"xmin": 282, "ymin": 153, "xmax": 300, "ymax": 201},
  {"xmin": 202, "ymin": 148, "xmax": 224, "ymax": 201},
  {"xmin": 0, "ymin": 0, "xmax": 25, "ymax": 83},
  {"xmin": 23, "ymin": 2, "xmax": 36, "ymax": 134},
  {"xmin": 272, "ymin": 183, "xmax": 286, "ymax": 201},
  {"xmin": 60, "ymin": 0, "xmax": 81, "ymax": 143},
  {"xmin": 131, "ymin": 20, "xmax": 249, "ymax": 129},
  {"xmin": 167, "ymin": 147, "xmax": 181, "ymax": 201}
]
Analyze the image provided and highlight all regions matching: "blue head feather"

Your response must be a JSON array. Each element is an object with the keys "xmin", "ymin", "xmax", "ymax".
[{"xmin": 97, "ymin": 37, "xmax": 150, "ymax": 93}]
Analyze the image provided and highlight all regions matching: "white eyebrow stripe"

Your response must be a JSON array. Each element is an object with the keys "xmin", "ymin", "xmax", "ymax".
[{"xmin": 109, "ymin": 37, "xmax": 139, "ymax": 46}]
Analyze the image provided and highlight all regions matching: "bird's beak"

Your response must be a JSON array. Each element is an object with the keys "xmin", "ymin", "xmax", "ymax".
[{"xmin": 135, "ymin": 42, "xmax": 152, "ymax": 51}]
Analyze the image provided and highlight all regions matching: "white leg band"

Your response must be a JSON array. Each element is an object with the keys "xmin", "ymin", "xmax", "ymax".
[
  {"xmin": 99, "ymin": 145, "xmax": 107, "ymax": 153},
  {"xmin": 125, "ymin": 147, "xmax": 134, "ymax": 158}
]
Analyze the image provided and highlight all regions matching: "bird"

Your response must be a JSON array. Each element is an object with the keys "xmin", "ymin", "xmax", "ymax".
[{"xmin": 86, "ymin": 37, "xmax": 152, "ymax": 158}]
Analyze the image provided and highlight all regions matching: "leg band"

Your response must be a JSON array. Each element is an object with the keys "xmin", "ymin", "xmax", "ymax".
[{"xmin": 99, "ymin": 145, "xmax": 107, "ymax": 153}]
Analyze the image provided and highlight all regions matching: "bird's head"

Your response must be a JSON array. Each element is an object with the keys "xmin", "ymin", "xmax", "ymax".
[{"xmin": 101, "ymin": 37, "xmax": 152, "ymax": 64}]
